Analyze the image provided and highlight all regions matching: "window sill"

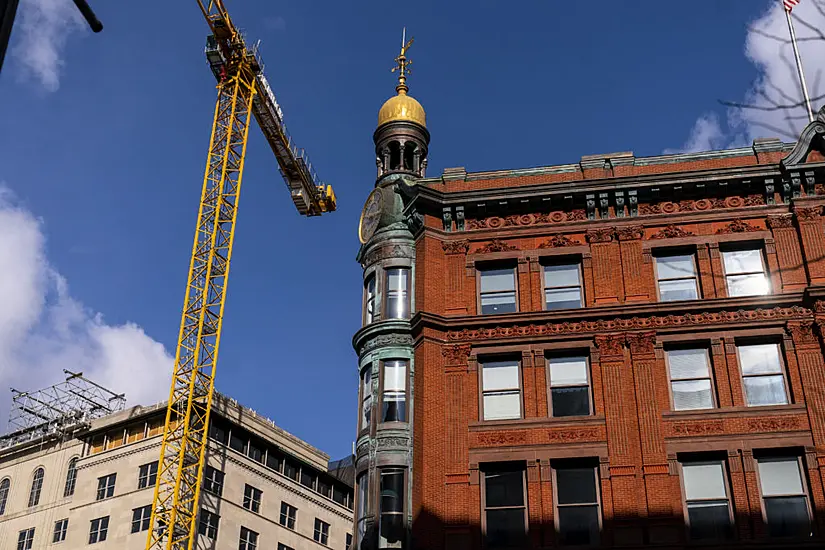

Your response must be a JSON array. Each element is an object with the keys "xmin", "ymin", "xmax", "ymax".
[
  {"xmin": 470, "ymin": 415, "xmax": 606, "ymax": 431},
  {"xmin": 662, "ymin": 403, "xmax": 806, "ymax": 421}
]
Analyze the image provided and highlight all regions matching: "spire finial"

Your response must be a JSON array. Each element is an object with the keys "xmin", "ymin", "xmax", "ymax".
[{"xmin": 391, "ymin": 27, "xmax": 414, "ymax": 95}]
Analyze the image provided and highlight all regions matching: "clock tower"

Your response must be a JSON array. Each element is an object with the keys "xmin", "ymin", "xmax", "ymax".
[{"xmin": 353, "ymin": 31, "xmax": 429, "ymax": 550}]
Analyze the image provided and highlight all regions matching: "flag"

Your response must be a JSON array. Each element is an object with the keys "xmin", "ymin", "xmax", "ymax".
[{"xmin": 784, "ymin": 0, "xmax": 800, "ymax": 11}]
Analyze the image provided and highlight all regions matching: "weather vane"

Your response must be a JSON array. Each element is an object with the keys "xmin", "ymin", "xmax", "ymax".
[{"xmin": 391, "ymin": 27, "xmax": 414, "ymax": 93}]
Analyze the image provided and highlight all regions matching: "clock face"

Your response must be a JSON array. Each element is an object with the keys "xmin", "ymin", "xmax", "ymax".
[{"xmin": 359, "ymin": 188, "xmax": 383, "ymax": 244}]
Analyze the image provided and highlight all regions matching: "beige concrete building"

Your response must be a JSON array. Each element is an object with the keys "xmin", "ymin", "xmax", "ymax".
[{"xmin": 0, "ymin": 393, "xmax": 354, "ymax": 550}]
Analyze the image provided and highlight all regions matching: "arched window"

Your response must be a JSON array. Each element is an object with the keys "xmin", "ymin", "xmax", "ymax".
[
  {"xmin": 64, "ymin": 458, "xmax": 78, "ymax": 497},
  {"xmin": 0, "ymin": 478, "xmax": 10, "ymax": 515},
  {"xmin": 28, "ymin": 468, "xmax": 44, "ymax": 507}
]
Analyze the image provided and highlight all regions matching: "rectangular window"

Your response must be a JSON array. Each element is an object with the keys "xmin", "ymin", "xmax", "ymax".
[
  {"xmin": 482, "ymin": 464, "xmax": 527, "ymax": 548},
  {"xmin": 361, "ymin": 367, "xmax": 372, "ymax": 431},
  {"xmin": 266, "ymin": 449, "xmax": 283, "ymax": 473},
  {"xmin": 547, "ymin": 356, "xmax": 590, "ymax": 417},
  {"xmin": 385, "ymin": 268, "xmax": 410, "ymax": 319},
  {"xmin": 198, "ymin": 509, "xmax": 219, "ymax": 539},
  {"xmin": 314, "ymin": 518, "xmax": 330, "ymax": 545},
  {"xmin": 364, "ymin": 274, "xmax": 377, "ymax": 324},
  {"xmin": 667, "ymin": 348, "xmax": 714, "ymax": 410},
  {"xmin": 554, "ymin": 464, "xmax": 601, "ymax": 545},
  {"xmin": 96, "ymin": 473, "xmax": 116, "ymax": 500},
  {"xmin": 53, "ymin": 519, "xmax": 68, "ymax": 543},
  {"xmin": 681, "ymin": 460, "xmax": 733, "ymax": 540},
  {"xmin": 280, "ymin": 502, "xmax": 297, "ymax": 529},
  {"xmin": 284, "ymin": 459, "xmax": 300, "ymax": 482},
  {"xmin": 357, "ymin": 472, "xmax": 369, "ymax": 544},
  {"xmin": 738, "ymin": 343, "xmax": 789, "ymax": 406},
  {"xmin": 479, "ymin": 266, "xmax": 517, "ymax": 315},
  {"xmin": 317, "ymin": 478, "xmax": 331, "ymax": 498},
  {"xmin": 756, "ymin": 456, "xmax": 812, "ymax": 537},
  {"xmin": 301, "ymin": 468, "xmax": 316, "ymax": 490},
  {"xmin": 382, "ymin": 360, "xmax": 407, "ymax": 423},
  {"xmin": 248, "ymin": 441, "xmax": 264, "ymax": 463},
  {"xmin": 347, "ymin": 533, "xmax": 353, "ymax": 548},
  {"xmin": 17, "ymin": 528, "xmax": 35, "ymax": 550},
  {"xmin": 278, "ymin": 544, "xmax": 295, "ymax": 550},
  {"xmin": 243, "ymin": 484, "xmax": 262, "ymax": 513},
  {"xmin": 131, "ymin": 505, "xmax": 152, "ymax": 534},
  {"xmin": 229, "ymin": 429, "xmax": 247, "ymax": 453},
  {"xmin": 722, "ymin": 247, "xmax": 769, "ymax": 297},
  {"xmin": 203, "ymin": 465, "xmax": 225, "ymax": 497},
  {"xmin": 482, "ymin": 360, "xmax": 521, "ymax": 421},
  {"xmin": 138, "ymin": 461, "xmax": 158, "ymax": 489},
  {"xmin": 379, "ymin": 469, "xmax": 405, "ymax": 548},
  {"xmin": 89, "ymin": 516, "xmax": 109, "ymax": 544},
  {"xmin": 239, "ymin": 526, "xmax": 259, "ymax": 550},
  {"xmin": 543, "ymin": 263, "xmax": 583, "ymax": 310},
  {"xmin": 655, "ymin": 253, "xmax": 699, "ymax": 301}
]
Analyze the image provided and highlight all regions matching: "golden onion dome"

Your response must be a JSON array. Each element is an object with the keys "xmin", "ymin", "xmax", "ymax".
[{"xmin": 377, "ymin": 88, "xmax": 426, "ymax": 128}]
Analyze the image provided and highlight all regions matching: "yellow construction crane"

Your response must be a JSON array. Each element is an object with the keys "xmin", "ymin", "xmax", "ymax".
[{"xmin": 145, "ymin": 2, "xmax": 336, "ymax": 549}]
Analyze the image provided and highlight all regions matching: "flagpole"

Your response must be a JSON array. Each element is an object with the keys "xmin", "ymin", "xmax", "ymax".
[{"xmin": 784, "ymin": 3, "xmax": 814, "ymax": 123}]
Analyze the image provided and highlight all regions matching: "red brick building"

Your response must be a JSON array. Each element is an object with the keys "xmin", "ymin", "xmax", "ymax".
[{"xmin": 353, "ymin": 51, "xmax": 825, "ymax": 549}]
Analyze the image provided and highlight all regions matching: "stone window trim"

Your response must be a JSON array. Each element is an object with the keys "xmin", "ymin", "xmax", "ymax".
[
  {"xmin": 753, "ymin": 451, "xmax": 814, "ymax": 537},
  {"xmin": 664, "ymin": 346, "xmax": 719, "ymax": 412},
  {"xmin": 476, "ymin": 262, "xmax": 520, "ymax": 316},
  {"xmin": 551, "ymin": 459, "xmax": 603, "ymax": 545},
  {"xmin": 378, "ymin": 358, "xmax": 410, "ymax": 426},
  {"xmin": 676, "ymin": 455, "xmax": 735, "ymax": 541},
  {"xmin": 477, "ymin": 356, "xmax": 524, "ymax": 423},
  {"xmin": 640, "ymin": 230, "xmax": 772, "ymax": 252},
  {"xmin": 545, "ymin": 353, "xmax": 594, "ymax": 418}
]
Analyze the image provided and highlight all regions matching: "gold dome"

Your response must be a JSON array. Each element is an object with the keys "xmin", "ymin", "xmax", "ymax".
[{"xmin": 377, "ymin": 89, "xmax": 426, "ymax": 128}]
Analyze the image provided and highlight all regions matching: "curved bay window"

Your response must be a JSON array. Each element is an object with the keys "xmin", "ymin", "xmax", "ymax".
[
  {"xmin": 356, "ymin": 472, "xmax": 369, "ymax": 545},
  {"xmin": 361, "ymin": 367, "xmax": 373, "ymax": 432},
  {"xmin": 364, "ymin": 274, "xmax": 377, "ymax": 325},
  {"xmin": 381, "ymin": 360, "xmax": 408, "ymax": 423},
  {"xmin": 379, "ymin": 468, "xmax": 405, "ymax": 548},
  {"xmin": 385, "ymin": 268, "xmax": 410, "ymax": 319}
]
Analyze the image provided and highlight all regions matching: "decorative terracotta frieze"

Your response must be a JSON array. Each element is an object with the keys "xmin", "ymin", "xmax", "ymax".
[
  {"xmin": 537, "ymin": 234, "xmax": 581, "ymax": 248},
  {"xmin": 585, "ymin": 227, "xmax": 615, "ymax": 244},
  {"xmin": 441, "ymin": 344, "xmax": 472, "ymax": 365},
  {"xmin": 786, "ymin": 320, "xmax": 818, "ymax": 346},
  {"xmin": 649, "ymin": 225, "xmax": 695, "ymax": 239},
  {"xmin": 594, "ymin": 333, "xmax": 625, "ymax": 357},
  {"xmin": 626, "ymin": 332, "xmax": 656, "ymax": 355},
  {"xmin": 615, "ymin": 225, "xmax": 645, "ymax": 241},
  {"xmin": 467, "ymin": 210, "xmax": 587, "ymax": 230},
  {"xmin": 441, "ymin": 240, "xmax": 470, "ymax": 255},
  {"xmin": 796, "ymin": 206, "xmax": 823, "ymax": 221},
  {"xmin": 474, "ymin": 239, "xmax": 518, "ymax": 253},
  {"xmin": 446, "ymin": 306, "xmax": 812, "ymax": 341},
  {"xmin": 766, "ymin": 214, "xmax": 794, "ymax": 229},
  {"xmin": 715, "ymin": 219, "xmax": 760, "ymax": 234}
]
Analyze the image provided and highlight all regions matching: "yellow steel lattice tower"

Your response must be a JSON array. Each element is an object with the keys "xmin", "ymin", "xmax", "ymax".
[{"xmin": 146, "ymin": 2, "xmax": 335, "ymax": 549}]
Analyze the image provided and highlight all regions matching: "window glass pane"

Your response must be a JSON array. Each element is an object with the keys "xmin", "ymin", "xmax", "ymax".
[
  {"xmin": 483, "ymin": 394, "xmax": 521, "ymax": 421},
  {"xmin": 687, "ymin": 501, "xmax": 732, "ymax": 540},
  {"xmin": 683, "ymin": 463, "xmax": 727, "ymax": 500},
  {"xmin": 485, "ymin": 509, "xmax": 527, "ymax": 547},
  {"xmin": 659, "ymin": 279, "xmax": 698, "ymax": 301},
  {"xmin": 764, "ymin": 496, "xmax": 811, "ymax": 537},
  {"xmin": 485, "ymin": 470, "xmax": 524, "ymax": 507},
  {"xmin": 744, "ymin": 376, "xmax": 788, "ymax": 406},
  {"xmin": 482, "ymin": 363, "xmax": 519, "ymax": 391},
  {"xmin": 480, "ymin": 269, "xmax": 515, "ymax": 292},
  {"xmin": 551, "ymin": 387, "xmax": 590, "ymax": 417},
  {"xmin": 384, "ymin": 362, "xmax": 406, "ymax": 391},
  {"xmin": 656, "ymin": 255, "xmax": 696, "ymax": 280},
  {"xmin": 727, "ymin": 273, "xmax": 769, "ymax": 296},
  {"xmin": 387, "ymin": 269, "xmax": 407, "ymax": 291},
  {"xmin": 668, "ymin": 349, "xmax": 709, "ymax": 380},
  {"xmin": 545, "ymin": 288, "xmax": 582, "ymax": 310},
  {"xmin": 382, "ymin": 391, "xmax": 406, "ymax": 423},
  {"xmin": 723, "ymin": 249, "xmax": 763, "ymax": 274},
  {"xmin": 481, "ymin": 293, "xmax": 517, "ymax": 315},
  {"xmin": 758, "ymin": 458, "xmax": 804, "ymax": 496},
  {"xmin": 544, "ymin": 264, "xmax": 580, "ymax": 287},
  {"xmin": 549, "ymin": 357, "xmax": 587, "ymax": 386},
  {"xmin": 557, "ymin": 505, "xmax": 600, "ymax": 546},
  {"xmin": 672, "ymin": 380, "xmax": 713, "ymax": 410},
  {"xmin": 380, "ymin": 471, "xmax": 404, "ymax": 513},
  {"xmin": 739, "ymin": 344, "xmax": 782, "ymax": 375},
  {"xmin": 556, "ymin": 468, "xmax": 597, "ymax": 505}
]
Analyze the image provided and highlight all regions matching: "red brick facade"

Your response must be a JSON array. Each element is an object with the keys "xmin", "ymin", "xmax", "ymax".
[{"xmin": 409, "ymin": 136, "xmax": 825, "ymax": 549}]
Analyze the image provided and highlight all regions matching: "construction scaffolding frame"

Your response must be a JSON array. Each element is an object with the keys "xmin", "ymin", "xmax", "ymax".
[{"xmin": 0, "ymin": 370, "xmax": 126, "ymax": 449}]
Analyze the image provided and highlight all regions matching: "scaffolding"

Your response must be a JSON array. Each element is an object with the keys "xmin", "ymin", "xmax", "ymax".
[{"xmin": 0, "ymin": 370, "xmax": 126, "ymax": 449}]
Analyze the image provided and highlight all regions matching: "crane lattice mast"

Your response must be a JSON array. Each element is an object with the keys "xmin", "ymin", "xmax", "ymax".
[{"xmin": 146, "ymin": 3, "xmax": 335, "ymax": 549}]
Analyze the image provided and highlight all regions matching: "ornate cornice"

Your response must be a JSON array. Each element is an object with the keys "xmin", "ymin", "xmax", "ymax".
[
  {"xmin": 467, "ymin": 211, "xmax": 586, "ymax": 230},
  {"xmin": 537, "ymin": 234, "xmax": 581, "ymax": 248},
  {"xmin": 585, "ymin": 227, "xmax": 615, "ymax": 243},
  {"xmin": 639, "ymin": 195, "xmax": 764, "ymax": 215},
  {"xmin": 358, "ymin": 333, "xmax": 413, "ymax": 355},
  {"xmin": 766, "ymin": 214, "xmax": 794, "ymax": 229},
  {"xmin": 441, "ymin": 240, "xmax": 470, "ymax": 255},
  {"xmin": 445, "ymin": 306, "xmax": 812, "ymax": 342},
  {"xmin": 475, "ymin": 239, "xmax": 518, "ymax": 253},
  {"xmin": 715, "ymin": 219, "xmax": 760, "ymax": 234},
  {"xmin": 781, "ymin": 105, "xmax": 825, "ymax": 167},
  {"xmin": 649, "ymin": 225, "xmax": 695, "ymax": 239}
]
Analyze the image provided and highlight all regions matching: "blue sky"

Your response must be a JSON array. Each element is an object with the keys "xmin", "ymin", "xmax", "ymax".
[{"xmin": 0, "ymin": 0, "xmax": 822, "ymax": 459}]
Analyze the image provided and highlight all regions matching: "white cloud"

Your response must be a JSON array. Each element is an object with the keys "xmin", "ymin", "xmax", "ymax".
[
  {"xmin": 0, "ymin": 184, "xmax": 172, "ymax": 429},
  {"xmin": 12, "ymin": 0, "xmax": 86, "ymax": 92},
  {"xmin": 666, "ymin": 113, "xmax": 726, "ymax": 154},
  {"xmin": 670, "ymin": 0, "xmax": 825, "ymax": 152}
]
